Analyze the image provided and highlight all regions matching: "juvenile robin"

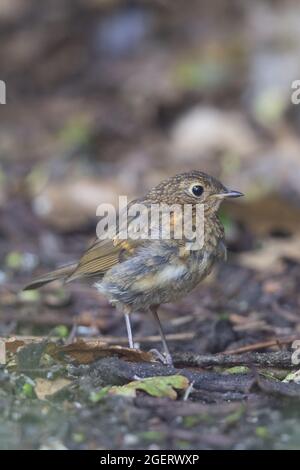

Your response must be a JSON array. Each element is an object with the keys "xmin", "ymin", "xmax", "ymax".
[{"xmin": 24, "ymin": 171, "xmax": 243, "ymax": 364}]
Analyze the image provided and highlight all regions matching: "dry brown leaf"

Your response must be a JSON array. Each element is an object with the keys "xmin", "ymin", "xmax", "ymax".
[
  {"xmin": 229, "ymin": 314, "xmax": 249, "ymax": 325},
  {"xmin": 0, "ymin": 337, "xmax": 28, "ymax": 363},
  {"xmin": 35, "ymin": 378, "xmax": 72, "ymax": 400},
  {"xmin": 0, "ymin": 335, "xmax": 45, "ymax": 348},
  {"xmin": 228, "ymin": 195, "xmax": 300, "ymax": 236},
  {"xmin": 0, "ymin": 336, "xmax": 48, "ymax": 364},
  {"xmin": 3, "ymin": 337, "xmax": 26, "ymax": 353},
  {"xmin": 33, "ymin": 178, "xmax": 132, "ymax": 231},
  {"xmin": 262, "ymin": 280, "xmax": 282, "ymax": 294},
  {"xmin": 0, "ymin": 336, "xmax": 156, "ymax": 365},
  {"xmin": 46, "ymin": 339, "xmax": 155, "ymax": 364},
  {"xmin": 238, "ymin": 236, "xmax": 300, "ymax": 271}
]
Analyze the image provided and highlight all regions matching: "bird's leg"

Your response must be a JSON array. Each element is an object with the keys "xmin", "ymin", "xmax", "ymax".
[
  {"xmin": 65, "ymin": 323, "xmax": 77, "ymax": 345},
  {"xmin": 124, "ymin": 312, "xmax": 134, "ymax": 349},
  {"xmin": 150, "ymin": 306, "xmax": 173, "ymax": 366}
]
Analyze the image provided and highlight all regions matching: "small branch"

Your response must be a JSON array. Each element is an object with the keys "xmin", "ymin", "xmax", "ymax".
[
  {"xmin": 0, "ymin": 332, "xmax": 194, "ymax": 345},
  {"xmin": 223, "ymin": 336, "xmax": 298, "ymax": 355},
  {"xmin": 173, "ymin": 351, "xmax": 294, "ymax": 368},
  {"xmin": 86, "ymin": 356, "xmax": 256, "ymax": 393},
  {"xmin": 103, "ymin": 332, "xmax": 195, "ymax": 344}
]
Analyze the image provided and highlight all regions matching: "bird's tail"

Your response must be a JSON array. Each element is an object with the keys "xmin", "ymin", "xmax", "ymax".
[{"xmin": 23, "ymin": 263, "xmax": 77, "ymax": 291}]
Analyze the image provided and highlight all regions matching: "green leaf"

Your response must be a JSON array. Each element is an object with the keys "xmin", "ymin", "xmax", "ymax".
[
  {"xmin": 225, "ymin": 366, "xmax": 250, "ymax": 375},
  {"xmin": 109, "ymin": 375, "xmax": 189, "ymax": 400},
  {"xmin": 59, "ymin": 116, "xmax": 91, "ymax": 148},
  {"xmin": 89, "ymin": 387, "xmax": 110, "ymax": 403},
  {"xmin": 219, "ymin": 210, "xmax": 234, "ymax": 232},
  {"xmin": 139, "ymin": 431, "xmax": 165, "ymax": 442},
  {"xmin": 72, "ymin": 432, "xmax": 85, "ymax": 443},
  {"xmin": 183, "ymin": 413, "xmax": 213, "ymax": 428},
  {"xmin": 22, "ymin": 382, "xmax": 34, "ymax": 398},
  {"xmin": 53, "ymin": 325, "xmax": 69, "ymax": 339},
  {"xmin": 224, "ymin": 405, "xmax": 245, "ymax": 425},
  {"xmin": 283, "ymin": 370, "xmax": 300, "ymax": 384},
  {"xmin": 255, "ymin": 426, "xmax": 269, "ymax": 439},
  {"xmin": 19, "ymin": 290, "xmax": 40, "ymax": 302},
  {"xmin": 5, "ymin": 251, "xmax": 24, "ymax": 269}
]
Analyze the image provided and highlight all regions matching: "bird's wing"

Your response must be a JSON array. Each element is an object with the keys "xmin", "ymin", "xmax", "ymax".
[
  {"xmin": 67, "ymin": 200, "xmax": 151, "ymax": 281},
  {"xmin": 23, "ymin": 263, "xmax": 78, "ymax": 290},
  {"xmin": 67, "ymin": 202, "xmax": 186, "ymax": 281},
  {"xmin": 66, "ymin": 240, "xmax": 120, "ymax": 281}
]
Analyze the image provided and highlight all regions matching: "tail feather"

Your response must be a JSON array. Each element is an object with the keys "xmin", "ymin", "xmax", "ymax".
[{"xmin": 23, "ymin": 264, "xmax": 77, "ymax": 291}]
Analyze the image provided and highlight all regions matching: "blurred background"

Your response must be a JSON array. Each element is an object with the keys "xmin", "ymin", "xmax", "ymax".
[
  {"xmin": 1, "ymin": 0, "xmax": 300, "ymax": 450},
  {"xmin": 1, "ymin": 0, "xmax": 300, "ymax": 278}
]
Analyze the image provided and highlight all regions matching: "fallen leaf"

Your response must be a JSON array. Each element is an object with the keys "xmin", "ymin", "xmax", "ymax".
[
  {"xmin": 35, "ymin": 378, "xmax": 72, "ymax": 400},
  {"xmin": 239, "ymin": 236, "xmax": 300, "ymax": 271},
  {"xmin": 1, "ymin": 337, "xmax": 26, "ymax": 354},
  {"xmin": 225, "ymin": 366, "xmax": 250, "ymax": 375},
  {"xmin": 0, "ymin": 337, "xmax": 156, "ymax": 365},
  {"xmin": 283, "ymin": 370, "xmax": 300, "ymax": 384},
  {"xmin": 0, "ymin": 336, "xmax": 45, "ymax": 353},
  {"xmin": 32, "ymin": 178, "xmax": 130, "ymax": 231},
  {"xmin": 89, "ymin": 387, "xmax": 110, "ymax": 402},
  {"xmin": 46, "ymin": 339, "xmax": 155, "ymax": 364},
  {"xmin": 170, "ymin": 106, "xmax": 258, "ymax": 162},
  {"xmin": 109, "ymin": 375, "xmax": 189, "ymax": 400},
  {"xmin": 229, "ymin": 193, "xmax": 300, "ymax": 237},
  {"xmin": 0, "ymin": 337, "xmax": 32, "ymax": 364}
]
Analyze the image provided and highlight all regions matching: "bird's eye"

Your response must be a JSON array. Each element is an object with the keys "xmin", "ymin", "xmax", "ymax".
[{"xmin": 191, "ymin": 185, "xmax": 204, "ymax": 197}]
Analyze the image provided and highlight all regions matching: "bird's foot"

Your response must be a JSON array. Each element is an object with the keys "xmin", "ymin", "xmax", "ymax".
[{"xmin": 149, "ymin": 348, "xmax": 173, "ymax": 366}]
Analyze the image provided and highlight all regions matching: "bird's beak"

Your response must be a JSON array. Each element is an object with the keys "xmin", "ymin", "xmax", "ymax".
[{"xmin": 215, "ymin": 190, "xmax": 244, "ymax": 199}]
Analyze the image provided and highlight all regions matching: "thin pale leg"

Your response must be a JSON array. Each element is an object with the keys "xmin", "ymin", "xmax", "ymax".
[
  {"xmin": 65, "ymin": 322, "xmax": 77, "ymax": 345},
  {"xmin": 150, "ymin": 306, "xmax": 173, "ymax": 366},
  {"xmin": 125, "ymin": 313, "xmax": 134, "ymax": 349}
]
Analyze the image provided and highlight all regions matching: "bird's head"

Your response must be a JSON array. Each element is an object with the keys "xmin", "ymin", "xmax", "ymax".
[{"xmin": 145, "ymin": 171, "xmax": 243, "ymax": 213}]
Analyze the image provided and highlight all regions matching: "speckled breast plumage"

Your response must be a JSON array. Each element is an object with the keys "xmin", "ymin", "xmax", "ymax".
[{"xmin": 96, "ymin": 214, "xmax": 225, "ymax": 313}]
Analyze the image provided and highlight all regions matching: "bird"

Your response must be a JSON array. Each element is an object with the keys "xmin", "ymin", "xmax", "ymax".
[{"xmin": 24, "ymin": 171, "xmax": 243, "ymax": 365}]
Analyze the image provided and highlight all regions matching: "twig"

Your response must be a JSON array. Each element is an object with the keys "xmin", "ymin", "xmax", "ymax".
[
  {"xmin": 103, "ymin": 332, "xmax": 195, "ymax": 344},
  {"xmin": 223, "ymin": 336, "xmax": 298, "ymax": 355},
  {"xmin": 87, "ymin": 356, "xmax": 255, "ymax": 393},
  {"xmin": 183, "ymin": 380, "xmax": 195, "ymax": 401},
  {"xmin": 0, "ymin": 332, "xmax": 195, "ymax": 345},
  {"xmin": 0, "ymin": 312, "xmax": 195, "ymax": 343},
  {"xmin": 173, "ymin": 351, "xmax": 294, "ymax": 368}
]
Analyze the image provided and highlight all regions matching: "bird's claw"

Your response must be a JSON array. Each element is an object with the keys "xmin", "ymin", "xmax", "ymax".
[{"xmin": 149, "ymin": 348, "xmax": 173, "ymax": 366}]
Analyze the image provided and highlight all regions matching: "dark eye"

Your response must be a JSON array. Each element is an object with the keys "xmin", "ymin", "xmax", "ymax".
[{"xmin": 191, "ymin": 185, "xmax": 204, "ymax": 197}]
